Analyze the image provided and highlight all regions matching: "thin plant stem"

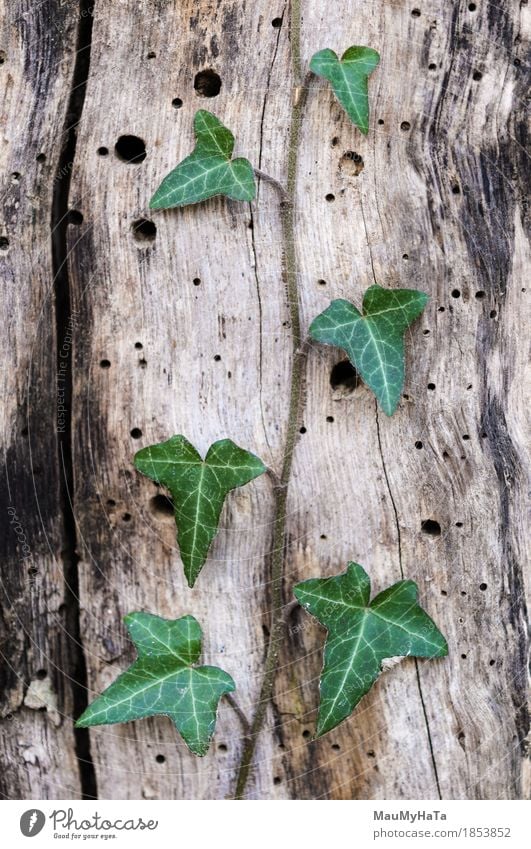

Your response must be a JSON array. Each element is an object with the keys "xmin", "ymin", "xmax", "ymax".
[{"xmin": 233, "ymin": 0, "xmax": 307, "ymax": 799}]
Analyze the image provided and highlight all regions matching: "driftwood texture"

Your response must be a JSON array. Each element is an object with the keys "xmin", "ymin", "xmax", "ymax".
[{"xmin": 1, "ymin": 0, "xmax": 529, "ymax": 800}]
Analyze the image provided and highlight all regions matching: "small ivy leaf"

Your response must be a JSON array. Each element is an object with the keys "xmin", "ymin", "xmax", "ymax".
[
  {"xmin": 294, "ymin": 563, "xmax": 448, "ymax": 737},
  {"xmin": 76, "ymin": 613, "xmax": 234, "ymax": 756},
  {"xmin": 134, "ymin": 436, "xmax": 266, "ymax": 587},
  {"xmin": 150, "ymin": 110, "xmax": 256, "ymax": 209},
  {"xmin": 310, "ymin": 47, "xmax": 380, "ymax": 135},
  {"xmin": 309, "ymin": 285, "xmax": 428, "ymax": 415}
]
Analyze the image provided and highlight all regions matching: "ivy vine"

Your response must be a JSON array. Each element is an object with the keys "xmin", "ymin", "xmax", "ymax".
[{"xmin": 77, "ymin": 0, "xmax": 448, "ymax": 800}]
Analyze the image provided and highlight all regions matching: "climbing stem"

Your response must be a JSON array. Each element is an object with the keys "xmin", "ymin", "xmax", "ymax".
[{"xmin": 233, "ymin": 0, "xmax": 307, "ymax": 799}]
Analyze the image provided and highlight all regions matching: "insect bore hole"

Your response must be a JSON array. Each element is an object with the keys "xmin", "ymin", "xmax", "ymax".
[
  {"xmin": 421, "ymin": 519, "xmax": 441, "ymax": 537},
  {"xmin": 340, "ymin": 150, "xmax": 364, "ymax": 177},
  {"xmin": 67, "ymin": 209, "xmax": 84, "ymax": 225},
  {"xmin": 115, "ymin": 135, "xmax": 147, "ymax": 164},
  {"xmin": 131, "ymin": 218, "xmax": 157, "ymax": 243},
  {"xmin": 330, "ymin": 360, "xmax": 359, "ymax": 393},
  {"xmin": 194, "ymin": 69, "xmax": 222, "ymax": 97},
  {"xmin": 149, "ymin": 494, "xmax": 174, "ymax": 518}
]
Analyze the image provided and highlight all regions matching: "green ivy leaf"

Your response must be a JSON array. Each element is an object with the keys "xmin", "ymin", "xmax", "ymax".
[
  {"xmin": 150, "ymin": 110, "xmax": 256, "ymax": 209},
  {"xmin": 310, "ymin": 47, "xmax": 380, "ymax": 134},
  {"xmin": 294, "ymin": 562, "xmax": 447, "ymax": 737},
  {"xmin": 134, "ymin": 436, "xmax": 266, "ymax": 587},
  {"xmin": 309, "ymin": 285, "xmax": 428, "ymax": 415},
  {"xmin": 76, "ymin": 613, "xmax": 235, "ymax": 756}
]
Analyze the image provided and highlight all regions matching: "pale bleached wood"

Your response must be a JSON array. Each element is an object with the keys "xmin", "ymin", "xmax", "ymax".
[
  {"xmin": 57, "ymin": 0, "xmax": 530, "ymax": 801},
  {"xmin": 68, "ymin": 0, "xmax": 286, "ymax": 801},
  {"xmin": 283, "ymin": 0, "xmax": 530, "ymax": 800},
  {"xmin": 0, "ymin": 0, "xmax": 82, "ymax": 798}
]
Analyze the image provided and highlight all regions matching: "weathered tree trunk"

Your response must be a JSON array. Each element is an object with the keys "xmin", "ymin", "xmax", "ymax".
[{"xmin": 1, "ymin": 0, "xmax": 529, "ymax": 800}]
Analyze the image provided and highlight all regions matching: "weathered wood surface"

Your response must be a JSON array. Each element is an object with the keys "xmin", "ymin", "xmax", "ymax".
[
  {"xmin": 0, "ymin": 0, "xmax": 82, "ymax": 797},
  {"xmin": 1, "ymin": 0, "xmax": 529, "ymax": 800}
]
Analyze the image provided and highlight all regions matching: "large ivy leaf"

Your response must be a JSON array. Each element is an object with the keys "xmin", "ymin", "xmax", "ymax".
[
  {"xmin": 134, "ymin": 436, "xmax": 266, "ymax": 587},
  {"xmin": 150, "ymin": 110, "xmax": 256, "ymax": 208},
  {"xmin": 309, "ymin": 285, "xmax": 428, "ymax": 415},
  {"xmin": 76, "ymin": 613, "xmax": 234, "ymax": 756},
  {"xmin": 310, "ymin": 46, "xmax": 380, "ymax": 134},
  {"xmin": 294, "ymin": 562, "xmax": 447, "ymax": 737}
]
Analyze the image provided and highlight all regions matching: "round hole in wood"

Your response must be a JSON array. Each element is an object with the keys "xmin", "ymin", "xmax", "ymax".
[
  {"xmin": 115, "ymin": 135, "xmax": 147, "ymax": 164},
  {"xmin": 132, "ymin": 218, "xmax": 156, "ymax": 243},
  {"xmin": 149, "ymin": 494, "xmax": 174, "ymax": 517},
  {"xmin": 421, "ymin": 519, "xmax": 441, "ymax": 536},
  {"xmin": 194, "ymin": 69, "xmax": 222, "ymax": 97},
  {"xmin": 330, "ymin": 359, "xmax": 359, "ymax": 392}
]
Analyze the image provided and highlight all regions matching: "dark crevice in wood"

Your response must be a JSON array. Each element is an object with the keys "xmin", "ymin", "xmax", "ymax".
[{"xmin": 51, "ymin": 0, "xmax": 97, "ymax": 801}]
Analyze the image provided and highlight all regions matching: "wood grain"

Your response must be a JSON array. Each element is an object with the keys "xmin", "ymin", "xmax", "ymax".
[
  {"xmin": 0, "ymin": 0, "xmax": 82, "ymax": 798},
  {"xmin": 1, "ymin": 0, "xmax": 529, "ymax": 799}
]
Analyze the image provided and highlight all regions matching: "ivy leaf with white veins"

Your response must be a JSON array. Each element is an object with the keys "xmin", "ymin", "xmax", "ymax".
[
  {"xmin": 150, "ymin": 110, "xmax": 256, "ymax": 209},
  {"xmin": 76, "ymin": 613, "xmax": 234, "ymax": 756},
  {"xmin": 134, "ymin": 435, "xmax": 266, "ymax": 587},
  {"xmin": 309, "ymin": 285, "xmax": 428, "ymax": 416},
  {"xmin": 310, "ymin": 46, "xmax": 380, "ymax": 135},
  {"xmin": 294, "ymin": 562, "xmax": 448, "ymax": 737}
]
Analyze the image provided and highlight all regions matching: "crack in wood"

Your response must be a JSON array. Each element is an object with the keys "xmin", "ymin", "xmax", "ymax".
[{"xmin": 51, "ymin": 0, "xmax": 97, "ymax": 801}]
